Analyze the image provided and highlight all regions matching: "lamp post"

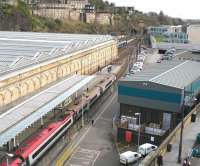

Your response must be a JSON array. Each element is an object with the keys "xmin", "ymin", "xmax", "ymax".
[
  {"xmin": 81, "ymin": 92, "xmax": 84, "ymax": 127},
  {"xmin": 135, "ymin": 112, "xmax": 141, "ymax": 165},
  {"xmin": 135, "ymin": 113, "xmax": 141, "ymax": 151},
  {"xmin": 178, "ymin": 88, "xmax": 185, "ymax": 163}
]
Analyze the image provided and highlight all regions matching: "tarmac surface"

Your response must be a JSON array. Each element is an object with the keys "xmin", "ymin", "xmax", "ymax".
[
  {"xmin": 63, "ymin": 91, "xmax": 121, "ymax": 166},
  {"xmin": 163, "ymin": 112, "xmax": 200, "ymax": 166}
]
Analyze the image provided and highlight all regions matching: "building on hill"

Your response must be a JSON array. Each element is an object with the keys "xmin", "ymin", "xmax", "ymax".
[{"xmin": 86, "ymin": 12, "xmax": 113, "ymax": 25}]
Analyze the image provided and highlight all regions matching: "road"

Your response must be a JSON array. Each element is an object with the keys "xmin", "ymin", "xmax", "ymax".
[{"xmin": 64, "ymin": 90, "xmax": 121, "ymax": 166}]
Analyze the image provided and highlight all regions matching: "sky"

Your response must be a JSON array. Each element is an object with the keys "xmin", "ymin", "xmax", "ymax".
[{"xmin": 106, "ymin": 0, "xmax": 199, "ymax": 19}]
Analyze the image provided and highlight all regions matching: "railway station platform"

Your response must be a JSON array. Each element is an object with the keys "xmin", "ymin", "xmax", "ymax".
[{"xmin": 0, "ymin": 75, "xmax": 95, "ymax": 148}]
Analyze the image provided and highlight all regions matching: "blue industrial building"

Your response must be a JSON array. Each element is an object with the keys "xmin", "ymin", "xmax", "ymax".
[
  {"xmin": 148, "ymin": 26, "xmax": 170, "ymax": 36},
  {"xmin": 118, "ymin": 60, "xmax": 200, "ymax": 132},
  {"xmin": 163, "ymin": 32, "xmax": 188, "ymax": 44}
]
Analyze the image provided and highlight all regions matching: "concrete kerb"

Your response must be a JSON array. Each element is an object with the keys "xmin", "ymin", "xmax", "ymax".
[{"xmin": 139, "ymin": 104, "xmax": 200, "ymax": 166}]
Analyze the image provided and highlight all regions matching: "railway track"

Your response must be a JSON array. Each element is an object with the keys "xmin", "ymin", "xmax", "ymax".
[{"xmin": 34, "ymin": 37, "xmax": 139, "ymax": 166}]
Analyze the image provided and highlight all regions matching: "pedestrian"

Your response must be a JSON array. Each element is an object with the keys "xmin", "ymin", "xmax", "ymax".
[{"xmin": 91, "ymin": 119, "xmax": 94, "ymax": 126}]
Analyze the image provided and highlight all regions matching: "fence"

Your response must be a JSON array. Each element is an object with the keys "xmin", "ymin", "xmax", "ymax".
[{"xmin": 139, "ymin": 103, "xmax": 200, "ymax": 166}]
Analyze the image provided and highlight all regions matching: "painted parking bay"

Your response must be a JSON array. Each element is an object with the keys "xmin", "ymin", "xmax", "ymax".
[{"xmin": 65, "ymin": 147, "xmax": 101, "ymax": 166}]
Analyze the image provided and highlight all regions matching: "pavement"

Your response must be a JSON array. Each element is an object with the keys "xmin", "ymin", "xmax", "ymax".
[
  {"xmin": 163, "ymin": 113, "xmax": 200, "ymax": 166},
  {"xmin": 55, "ymin": 89, "xmax": 121, "ymax": 166}
]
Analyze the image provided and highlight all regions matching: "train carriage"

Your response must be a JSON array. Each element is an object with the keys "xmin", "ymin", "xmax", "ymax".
[{"xmin": 1, "ymin": 112, "xmax": 74, "ymax": 166}]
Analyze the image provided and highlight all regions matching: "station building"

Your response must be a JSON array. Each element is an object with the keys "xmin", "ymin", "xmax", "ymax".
[
  {"xmin": 0, "ymin": 31, "xmax": 118, "ymax": 108},
  {"xmin": 117, "ymin": 60, "xmax": 200, "ymax": 145},
  {"xmin": 0, "ymin": 31, "xmax": 118, "ymax": 153}
]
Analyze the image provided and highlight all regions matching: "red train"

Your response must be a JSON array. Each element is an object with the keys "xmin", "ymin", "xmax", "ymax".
[
  {"xmin": 0, "ymin": 73, "xmax": 116, "ymax": 166},
  {"xmin": 1, "ymin": 112, "xmax": 74, "ymax": 166}
]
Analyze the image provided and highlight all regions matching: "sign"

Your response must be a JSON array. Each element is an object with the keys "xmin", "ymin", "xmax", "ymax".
[
  {"xmin": 125, "ymin": 131, "xmax": 132, "ymax": 143},
  {"xmin": 151, "ymin": 136, "xmax": 154, "ymax": 142}
]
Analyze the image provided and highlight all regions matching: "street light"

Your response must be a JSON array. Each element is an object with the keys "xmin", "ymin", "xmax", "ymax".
[
  {"xmin": 135, "ymin": 112, "xmax": 141, "ymax": 166},
  {"xmin": 178, "ymin": 88, "xmax": 185, "ymax": 163},
  {"xmin": 135, "ymin": 113, "xmax": 141, "ymax": 152},
  {"xmin": 81, "ymin": 91, "xmax": 86, "ymax": 127}
]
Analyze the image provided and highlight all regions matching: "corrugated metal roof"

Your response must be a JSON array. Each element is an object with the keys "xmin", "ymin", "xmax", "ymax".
[
  {"xmin": 0, "ymin": 75, "xmax": 95, "ymax": 146},
  {"xmin": 0, "ymin": 31, "xmax": 113, "ymax": 77},
  {"xmin": 121, "ymin": 60, "xmax": 200, "ymax": 89}
]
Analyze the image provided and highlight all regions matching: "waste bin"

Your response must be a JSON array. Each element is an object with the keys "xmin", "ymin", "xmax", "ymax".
[
  {"xmin": 167, "ymin": 144, "xmax": 172, "ymax": 152},
  {"xmin": 191, "ymin": 113, "xmax": 196, "ymax": 122}
]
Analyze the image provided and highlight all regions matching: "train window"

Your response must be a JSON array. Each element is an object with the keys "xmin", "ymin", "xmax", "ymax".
[
  {"xmin": 32, "ymin": 119, "xmax": 72, "ymax": 159},
  {"xmin": 105, "ymin": 80, "xmax": 112, "ymax": 88},
  {"xmin": 90, "ymin": 95, "xmax": 97, "ymax": 104}
]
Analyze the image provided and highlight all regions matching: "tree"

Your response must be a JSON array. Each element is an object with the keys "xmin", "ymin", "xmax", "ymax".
[{"xmin": 158, "ymin": 11, "xmax": 165, "ymax": 24}]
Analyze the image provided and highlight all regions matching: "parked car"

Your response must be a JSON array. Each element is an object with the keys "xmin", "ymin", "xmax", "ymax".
[
  {"xmin": 156, "ymin": 59, "xmax": 162, "ymax": 63},
  {"xmin": 130, "ymin": 67, "xmax": 141, "ymax": 74},
  {"xmin": 162, "ymin": 55, "xmax": 172, "ymax": 60},
  {"xmin": 120, "ymin": 151, "xmax": 141, "ymax": 165},
  {"xmin": 139, "ymin": 143, "xmax": 157, "ymax": 157},
  {"xmin": 133, "ymin": 62, "xmax": 143, "ymax": 70}
]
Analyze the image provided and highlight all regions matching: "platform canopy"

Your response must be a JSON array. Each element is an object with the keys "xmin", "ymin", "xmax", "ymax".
[{"xmin": 0, "ymin": 75, "xmax": 95, "ymax": 146}]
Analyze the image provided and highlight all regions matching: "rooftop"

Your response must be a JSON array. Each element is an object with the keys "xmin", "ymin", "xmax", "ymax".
[
  {"xmin": 120, "ymin": 60, "xmax": 200, "ymax": 89},
  {"xmin": 0, "ymin": 75, "xmax": 95, "ymax": 146},
  {"xmin": 0, "ymin": 31, "xmax": 113, "ymax": 78}
]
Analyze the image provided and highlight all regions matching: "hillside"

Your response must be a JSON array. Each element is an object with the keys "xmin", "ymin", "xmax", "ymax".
[
  {"xmin": 0, "ymin": 0, "xmax": 193, "ymax": 34},
  {"xmin": 0, "ymin": 1, "xmax": 112, "ymax": 33}
]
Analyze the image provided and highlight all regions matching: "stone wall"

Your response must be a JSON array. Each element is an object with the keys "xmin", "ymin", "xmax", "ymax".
[
  {"xmin": 34, "ymin": 8, "xmax": 81, "ymax": 21},
  {"xmin": 85, "ymin": 12, "xmax": 96, "ymax": 24},
  {"xmin": 85, "ymin": 12, "xmax": 112, "ymax": 25}
]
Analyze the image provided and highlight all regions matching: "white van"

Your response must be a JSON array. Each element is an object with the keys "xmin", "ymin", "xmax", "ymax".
[
  {"xmin": 139, "ymin": 143, "xmax": 157, "ymax": 156},
  {"xmin": 120, "ymin": 151, "xmax": 141, "ymax": 165}
]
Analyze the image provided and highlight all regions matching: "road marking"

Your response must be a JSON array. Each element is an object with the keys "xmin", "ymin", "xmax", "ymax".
[
  {"xmin": 67, "ymin": 147, "xmax": 101, "ymax": 166},
  {"xmin": 56, "ymin": 92, "xmax": 117, "ymax": 166},
  {"xmin": 91, "ymin": 151, "xmax": 101, "ymax": 166},
  {"xmin": 70, "ymin": 157, "xmax": 90, "ymax": 161}
]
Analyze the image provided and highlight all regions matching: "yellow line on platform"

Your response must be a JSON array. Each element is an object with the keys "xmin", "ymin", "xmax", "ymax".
[
  {"xmin": 55, "ymin": 144, "xmax": 76, "ymax": 166},
  {"xmin": 55, "ymin": 92, "xmax": 117, "ymax": 166}
]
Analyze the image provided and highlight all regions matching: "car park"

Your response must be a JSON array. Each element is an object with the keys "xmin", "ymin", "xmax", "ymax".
[
  {"xmin": 139, "ymin": 143, "xmax": 157, "ymax": 157},
  {"xmin": 120, "ymin": 151, "xmax": 141, "ymax": 165},
  {"xmin": 137, "ymin": 55, "xmax": 145, "ymax": 62}
]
